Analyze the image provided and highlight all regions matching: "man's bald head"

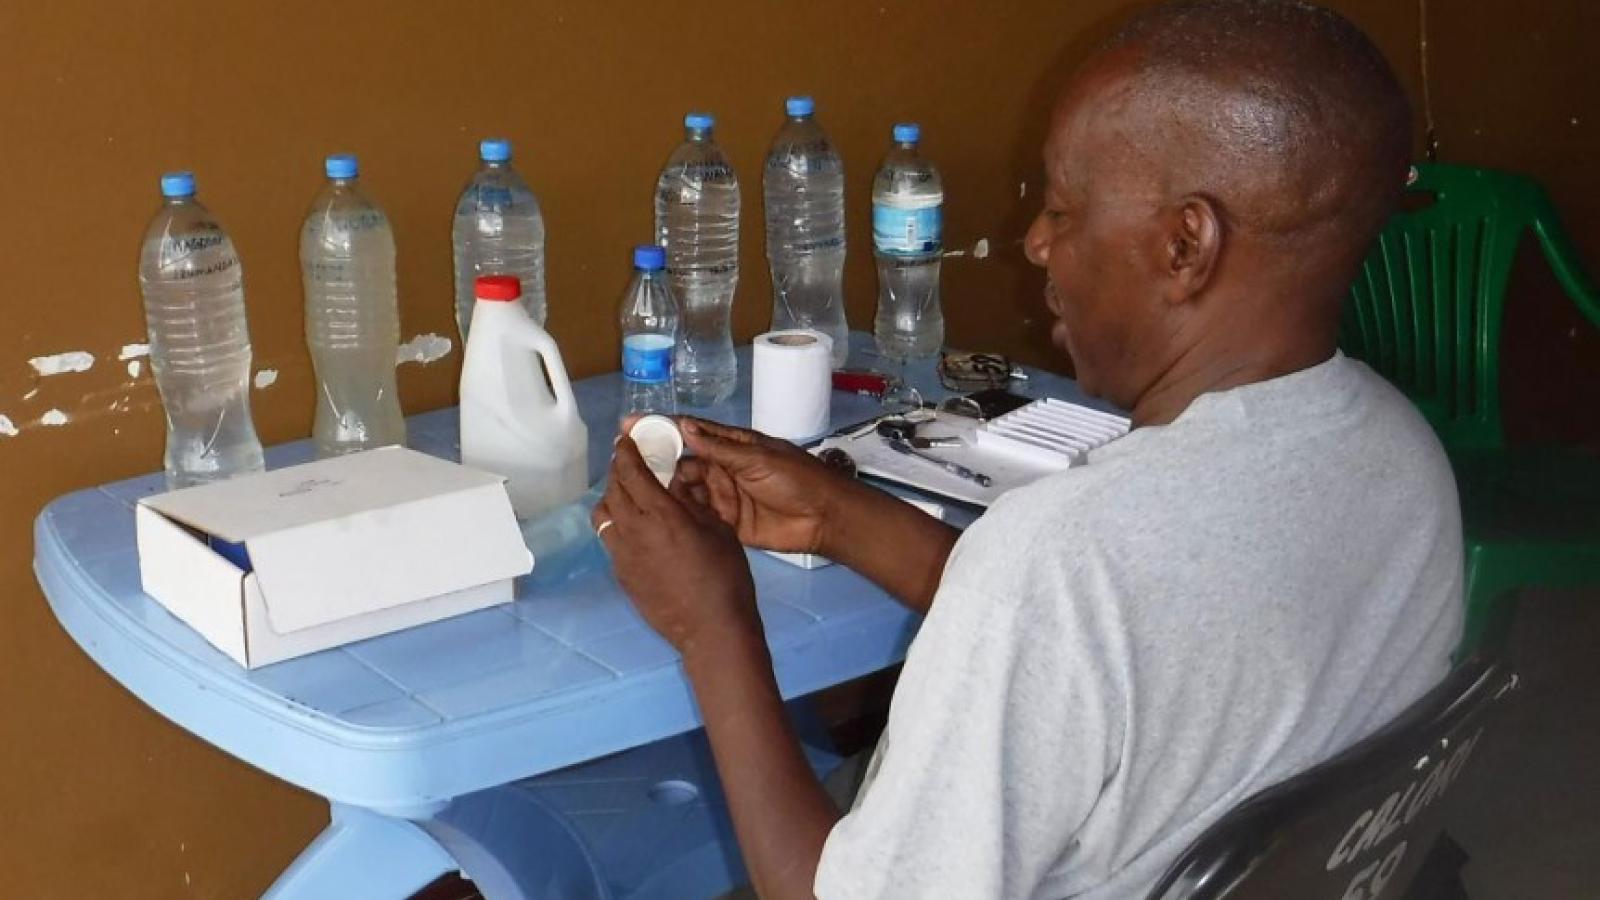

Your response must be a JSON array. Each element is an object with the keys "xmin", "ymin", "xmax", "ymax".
[
  {"xmin": 1099, "ymin": 0, "xmax": 1413, "ymax": 249},
  {"xmin": 1025, "ymin": 0, "xmax": 1415, "ymax": 422}
]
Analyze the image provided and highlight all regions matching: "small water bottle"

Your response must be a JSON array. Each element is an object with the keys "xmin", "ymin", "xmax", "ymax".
[
  {"xmin": 655, "ymin": 112, "xmax": 739, "ymax": 407},
  {"xmin": 764, "ymin": 95, "xmax": 849, "ymax": 367},
  {"xmin": 619, "ymin": 245, "xmax": 679, "ymax": 423},
  {"xmin": 872, "ymin": 123, "xmax": 945, "ymax": 360},
  {"xmin": 300, "ymin": 153, "xmax": 407, "ymax": 457},
  {"xmin": 138, "ymin": 171, "xmax": 266, "ymax": 489},
  {"xmin": 453, "ymin": 138, "xmax": 548, "ymax": 341}
]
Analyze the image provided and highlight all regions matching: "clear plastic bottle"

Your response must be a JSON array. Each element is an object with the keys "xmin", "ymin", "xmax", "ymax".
[
  {"xmin": 872, "ymin": 123, "xmax": 945, "ymax": 360},
  {"xmin": 619, "ymin": 245, "xmax": 679, "ymax": 423},
  {"xmin": 763, "ymin": 95, "xmax": 849, "ymax": 367},
  {"xmin": 138, "ymin": 171, "xmax": 266, "ymax": 489},
  {"xmin": 452, "ymin": 138, "xmax": 547, "ymax": 341},
  {"xmin": 299, "ymin": 153, "xmax": 407, "ymax": 457},
  {"xmin": 655, "ymin": 112, "xmax": 739, "ymax": 407}
]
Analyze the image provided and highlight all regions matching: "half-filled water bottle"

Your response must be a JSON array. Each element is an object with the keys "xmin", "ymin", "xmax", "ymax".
[
  {"xmin": 655, "ymin": 112, "xmax": 739, "ymax": 406},
  {"xmin": 872, "ymin": 123, "xmax": 945, "ymax": 359},
  {"xmin": 300, "ymin": 153, "xmax": 406, "ymax": 457},
  {"xmin": 619, "ymin": 245, "xmax": 679, "ymax": 423},
  {"xmin": 138, "ymin": 171, "xmax": 265, "ymax": 489},
  {"xmin": 452, "ymin": 138, "xmax": 547, "ymax": 341},
  {"xmin": 764, "ymin": 95, "xmax": 849, "ymax": 367},
  {"xmin": 460, "ymin": 275, "xmax": 588, "ymax": 520}
]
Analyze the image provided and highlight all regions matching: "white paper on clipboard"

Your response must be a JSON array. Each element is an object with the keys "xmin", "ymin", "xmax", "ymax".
[{"xmin": 816, "ymin": 400, "xmax": 1130, "ymax": 507}]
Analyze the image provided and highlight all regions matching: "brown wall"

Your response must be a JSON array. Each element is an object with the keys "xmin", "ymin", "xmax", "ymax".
[
  {"xmin": 1428, "ymin": 2, "xmax": 1600, "ymax": 447},
  {"xmin": 0, "ymin": 1, "xmax": 1587, "ymax": 896}
]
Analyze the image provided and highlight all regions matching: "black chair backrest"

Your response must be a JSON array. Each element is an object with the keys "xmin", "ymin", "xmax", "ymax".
[{"xmin": 1147, "ymin": 656, "xmax": 1517, "ymax": 900}]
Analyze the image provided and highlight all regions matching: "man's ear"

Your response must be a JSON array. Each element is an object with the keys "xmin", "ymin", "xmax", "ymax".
[{"xmin": 1161, "ymin": 194, "xmax": 1222, "ymax": 304}]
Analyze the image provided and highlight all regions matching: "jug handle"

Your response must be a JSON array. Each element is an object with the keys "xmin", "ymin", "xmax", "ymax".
[{"xmin": 514, "ymin": 325, "xmax": 580, "ymax": 414}]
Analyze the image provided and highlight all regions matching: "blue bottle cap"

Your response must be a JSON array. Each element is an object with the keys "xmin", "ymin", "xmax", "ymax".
[
  {"xmin": 786, "ymin": 95, "xmax": 815, "ymax": 117},
  {"xmin": 324, "ymin": 154, "xmax": 359, "ymax": 179},
  {"xmin": 893, "ymin": 122, "xmax": 921, "ymax": 144},
  {"xmin": 160, "ymin": 171, "xmax": 196, "ymax": 198},
  {"xmin": 684, "ymin": 112, "xmax": 715, "ymax": 131},
  {"xmin": 633, "ymin": 244, "xmax": 666, "ymax": 271},
  {"xmin": 479, "ymin": 138, "xmax": 512, "ymax": 162}
]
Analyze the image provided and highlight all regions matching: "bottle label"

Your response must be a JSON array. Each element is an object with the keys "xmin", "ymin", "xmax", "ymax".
[
  {"xmin": 622, "ymin": 335, "xmax": 674, "ymax": 384},
  {"xmin": 873, "ymin": 203, "xmax": 942, "ymax": 255}
]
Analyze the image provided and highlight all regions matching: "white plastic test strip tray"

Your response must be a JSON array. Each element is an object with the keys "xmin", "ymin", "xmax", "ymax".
[{"xmin": 819, "ymin": 399, "xmax": 1131, "ymax": 507}]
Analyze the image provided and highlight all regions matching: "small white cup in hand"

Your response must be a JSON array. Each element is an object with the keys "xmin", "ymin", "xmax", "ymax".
[{"xmin": 628, "ymin": 415, "xmax": 683, "ymax": 488}]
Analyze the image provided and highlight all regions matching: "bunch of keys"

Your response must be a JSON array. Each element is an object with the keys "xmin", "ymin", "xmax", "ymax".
[{"xmin": 937, "ymin": 350, "xmax": 1027, "ymax": 392}]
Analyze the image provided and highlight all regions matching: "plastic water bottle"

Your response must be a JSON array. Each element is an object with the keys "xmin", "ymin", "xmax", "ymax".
[
  {"xmin": 138, "ymin": 171, "xmax": 266, "ymax": 490},
  {"xmin": 764, "ymin": 96, "xmax": 849, "ymax": 367},
  {"xmin": 460, "ymin": 275, "xmax": 588, "ymax": 520},
  {"xmin": 872, "ymin": 123, "xmax": 945, "ymax": 360},
  {"xmin": 300, "ymin": 154, "xmax": 407, "ymax": 457},
  {"xmin": 452, "ymin": 138, "xmax": 547, "ymax": 341},
  {"xmin": 619, "ymin": 245, "xmax": 679, "ymax": 423},
  {"xmin": 655, "ymin": 112, "xmax": 739, "ymax": 407}
]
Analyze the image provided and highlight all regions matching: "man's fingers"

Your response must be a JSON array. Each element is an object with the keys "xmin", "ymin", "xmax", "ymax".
[
  {"xmin": 704, "ymin": 464, "xmax": 743, "ymax": 528},
  {"xmin": 667, "ymin": 471, "xmax": 702, "ymax": 508},
  {"xmin": 671, "ymin": 480, "xmax": 722, "ymax": 527},
  {"xmin": 675, "ymin": 457, "xmax": 711, "ymax": 487},
  {"xmin": 591, "ymin": 495, "xmax": 620, "ymax": 546},
  {"xmin": 612, "ymin": 436, "xmax": 675, "ymax": 513},
  {"xmin": 681, "ymin": 418, "xmax": 769, "ymax": 469}
]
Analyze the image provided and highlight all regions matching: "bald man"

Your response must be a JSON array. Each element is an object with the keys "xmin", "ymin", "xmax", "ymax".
[{"xmin": 592, "ymin": 1, "xmax": 1463, "ymax": 897}]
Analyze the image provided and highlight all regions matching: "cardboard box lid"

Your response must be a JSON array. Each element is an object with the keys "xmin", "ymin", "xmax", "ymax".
[{"xmin": 140, "ymin": 447, "xmax": 533, "ymax": 634}]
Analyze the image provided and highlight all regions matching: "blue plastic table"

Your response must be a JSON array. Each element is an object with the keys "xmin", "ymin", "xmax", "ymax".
[{"xmin": 34, "ymin": 335, "xmax": 1099, "ymax": 899}]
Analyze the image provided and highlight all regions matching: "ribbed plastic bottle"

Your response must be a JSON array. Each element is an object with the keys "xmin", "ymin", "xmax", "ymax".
[
  {"xmin": 619, "ymin": 245, "xmax": 679, "ymax": 423},
  {"xmin": 452, "ymin": 138, "xmax": 547, "ymax": 341},
  {"xmin": 872, "ymin": 123, "xmax": 945, "ymax": 359},
  {"xmin": 300, "ymin": 153, "xmax": 407, "ymax": 457},
  {"xmin": 137, "ymin": 171, "xmax": 265, "ymax": 489},
  {"xmin": 655, "ymin": 112, "xmax": 739, "ymax": 406},
  {"xmin": 763, "ymin": 95, "xmax": 849, "ymax": 367}
]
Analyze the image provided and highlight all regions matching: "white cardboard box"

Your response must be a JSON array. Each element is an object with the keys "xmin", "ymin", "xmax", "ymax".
[{"xmin": 136, "ymin": 446, "xmax": 534, "ymax": 669}]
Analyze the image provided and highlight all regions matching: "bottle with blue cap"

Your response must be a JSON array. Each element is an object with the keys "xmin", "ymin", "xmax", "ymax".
[
  {"xmin": 763, "ymin": 95, "xmax": 849, "ymax": 367},
  {"xmin": 452, "ymin": 137, "xmax": 548, "ymax": 341},
  {"xmin": 299, "ymin": 153, "xmax": 406, "ymax": 457},
  {"xmin": 654, "ymin": 111, "xmax": 740, "ymax": 406},
  {"xmin": 872, "ymin": 122, "xmax": 945, "ymax": 359},
  {"xmin": 618, "ymin": 244, "xmax": 680, "ymax": 422},
  {"xmin": 137, "ymin": 170, "xmax": 266, "ymax": 488}
]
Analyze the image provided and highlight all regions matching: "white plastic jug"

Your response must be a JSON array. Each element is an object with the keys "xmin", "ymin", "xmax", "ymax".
[{"xmin": 460, "ymin": 276, "xmax": 589, "ymax": 519}]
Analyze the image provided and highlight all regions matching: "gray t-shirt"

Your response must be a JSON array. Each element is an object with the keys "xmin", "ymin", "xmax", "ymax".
[{"xmin": 813, "ymin": 354, "xmax": 1464, "ymax": 899}]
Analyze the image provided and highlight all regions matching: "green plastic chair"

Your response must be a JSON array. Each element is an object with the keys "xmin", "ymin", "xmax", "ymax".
[{"xmin": 1340, "ymin": 162, "xmax": 1600, "ymax": 655}]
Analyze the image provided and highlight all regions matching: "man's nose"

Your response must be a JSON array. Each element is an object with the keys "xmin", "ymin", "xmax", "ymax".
[{"xmin": 1024, "ymin": 211, "xmax": 1051, "ymax": 268}]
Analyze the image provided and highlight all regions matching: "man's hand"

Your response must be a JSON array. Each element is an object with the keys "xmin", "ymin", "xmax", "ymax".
[
  {"xmin": 596, "ymin": 433, "xmax": 839, "ymax": 898},
  {"xmin": 673, "ymin": 416, "xmax": 961, "ymax": 615},
  {"xmin": 592, "ymin": 435, "xmax": 761, "ymax": 657},
  {"xmin": 675, "ymin": 417, "xmax": 851, "ymax": 554}
]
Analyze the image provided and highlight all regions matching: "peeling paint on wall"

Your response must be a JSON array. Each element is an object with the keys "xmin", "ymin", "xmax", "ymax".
[
  {"xmin": 397, "ymin": 333, "xmax": 453, "ymax": 366},
  {"xmin": 253, "ymin": 369, "xmax": 278, "ymax": 389},
  {"xmin": 0, "ymin": 415, "xmax": 16, "ymax": 437},
  {"xmin": 127, "ymin": 360, "xmax": 142, "ymax": 378},
  {"xmin": 39, "ymin": 409, "xmax": 69, "ymax": 426},
  {"xmin": 973, "ymin": 238, "xmax": 991, "ymax": 259},
  {"xmin": 29, "ymin": 351, "xmax": 96, "ymax": 376},
  {"xmin": 119, "ymin": 343, "xmax": 150, "ymax": 361}
]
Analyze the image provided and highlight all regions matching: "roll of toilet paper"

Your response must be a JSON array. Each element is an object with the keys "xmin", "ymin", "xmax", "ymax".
[{"xmin": 751, "ymin": 329, "xmax": 833, "ymax": 440}]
